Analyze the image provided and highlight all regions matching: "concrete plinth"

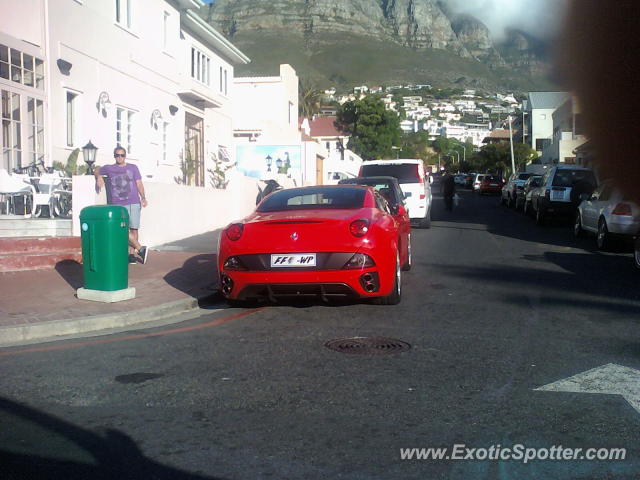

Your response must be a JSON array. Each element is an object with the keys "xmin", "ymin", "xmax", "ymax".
[{"xmin": 77, "ymin": 287, "xmax": 136, "ymax": 303}]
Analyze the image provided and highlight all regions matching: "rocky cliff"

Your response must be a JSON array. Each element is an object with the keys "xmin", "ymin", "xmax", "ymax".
[{"xmin": 205, "ymin": 0, "xmax": 552, "ymax": 90}]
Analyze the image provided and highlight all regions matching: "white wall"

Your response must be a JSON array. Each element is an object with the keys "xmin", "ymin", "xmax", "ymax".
[
  {"xmin": 0, "ymin": 0, "xmax": 44, "ymax": 48},
  {"xmin": 72, "ymin": 171, "xmax": 260, "ymax": 247}
]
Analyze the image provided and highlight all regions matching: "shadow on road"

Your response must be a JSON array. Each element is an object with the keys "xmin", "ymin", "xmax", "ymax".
[
  {"xmin": 163, "ymin": 253, "xmax": 221, "ymax": 309},
  {"xmin": 0, "ymin": 396, "xmax": 225, "ymax": 480}
]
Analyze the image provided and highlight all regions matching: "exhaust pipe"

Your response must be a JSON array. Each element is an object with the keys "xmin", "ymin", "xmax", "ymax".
[
  {"xmin": 359, "ymin": 272, "xmax": 379, "ymax": 293},
  {"xmin": 220, "ymin": 275, "xmax": 234, "ymax": 295}
]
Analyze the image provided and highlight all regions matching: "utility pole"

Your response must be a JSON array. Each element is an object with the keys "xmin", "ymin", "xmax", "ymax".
[{"xmin": 508, "ymin": 116, "xmax": 516, "ymax": 174}]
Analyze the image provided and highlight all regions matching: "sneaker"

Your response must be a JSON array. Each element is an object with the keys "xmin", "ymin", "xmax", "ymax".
[
  {"xmin": 138, "ymin": 246, "xmax": 149, "ymax": 264},
  {"xmin": 128, "ymin": 254, "xmax": 137, "ymax": 264}
]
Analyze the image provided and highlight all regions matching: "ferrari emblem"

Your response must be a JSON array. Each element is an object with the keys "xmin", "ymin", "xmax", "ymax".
[{"xmin": 291, "ymin": 232, "xmax": 299, "ymax": 241}]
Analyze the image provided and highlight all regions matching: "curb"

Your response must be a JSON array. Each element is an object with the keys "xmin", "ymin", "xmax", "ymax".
[{"xmin": 0, "ymin": 296, "xmax": 207, "ymax": 347}]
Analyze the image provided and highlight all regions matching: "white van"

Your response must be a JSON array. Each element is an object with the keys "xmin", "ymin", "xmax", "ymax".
[{"xmin": 358, "ymin": 159, "xmax": 432, "ymax": 228}]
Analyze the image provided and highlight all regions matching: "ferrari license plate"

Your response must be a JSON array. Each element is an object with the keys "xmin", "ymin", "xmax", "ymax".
[
  {"xmin": 271, "ymin": 253, "xmax": 316, "ymax": 267},
  {"xmin": 552, "ymin": 190, "xmax": 565, "ymax": 200}
]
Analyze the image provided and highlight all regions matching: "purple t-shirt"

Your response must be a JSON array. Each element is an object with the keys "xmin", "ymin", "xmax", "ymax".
[{"xmin": 100, "ymin": 163, "xmax": 142, "ymax": 206}]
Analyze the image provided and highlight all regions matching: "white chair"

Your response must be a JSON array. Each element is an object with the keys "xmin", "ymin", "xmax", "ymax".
[
  {"xmin": 0, "ymin": 169, "xmax": 36, "ymax": 217},
  {"xmin": 31, "ymin": 172, "xmax": 73, "ymax": 218}
]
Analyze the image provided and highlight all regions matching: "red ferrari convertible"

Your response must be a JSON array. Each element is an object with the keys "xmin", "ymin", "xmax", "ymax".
[{"xmin": 218, "ymin": 185, "xmax": 409, "ymax": 305}]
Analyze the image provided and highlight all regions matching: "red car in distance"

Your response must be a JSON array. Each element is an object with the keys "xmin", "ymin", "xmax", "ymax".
[
  {"xmin": 218, "ymin": 185, "xmax": 407, "ymax": 306},
  {"xmin": 479, "ymin": 174, "xmax": 504, "ymax": 195}
]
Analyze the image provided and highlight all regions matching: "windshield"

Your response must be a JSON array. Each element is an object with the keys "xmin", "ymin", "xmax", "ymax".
[
  {"xmin": 257, "ymin": 187, "xmax": 366, "ymax": 212},
  {"xmin": 359, "ymin": 164, "xmax": 421, "ymax": 183},
  {"xmin": 552, "ymin": 170, "xmax": 597, "ymax": 188},
  {"xmin": 518, "ymin": 173, "xmax": 533, "ymax": 181}
]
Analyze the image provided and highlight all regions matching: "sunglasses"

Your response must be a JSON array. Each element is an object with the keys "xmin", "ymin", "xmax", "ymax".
[{"xmin": 114, "ymin": 153, "xmax": 126, "ymax": 158}]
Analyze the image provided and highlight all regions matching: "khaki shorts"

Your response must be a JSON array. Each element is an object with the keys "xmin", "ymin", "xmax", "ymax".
[{"xmin": 123, "ymin": 203, "xmax": 141, "ymax": 229}]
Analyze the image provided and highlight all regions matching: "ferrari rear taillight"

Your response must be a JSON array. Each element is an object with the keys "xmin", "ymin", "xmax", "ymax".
[
  {"xmin": 226, "ymin": 223, "xmax": 244, "ymax": 241},
  {"xmin": 612, "ymin": 203, "xmax": 632, "ymax": 216},
  {"xmin": 419, "ymin": 194, "xmax": 426, "ymax": 199},
  {"xmin": 349, "ymin": 219, "xmax": 369, "ymax": 237},
  {"xmin": 342, "ymin": 253, "xmax": 375, "ymax": 269}
]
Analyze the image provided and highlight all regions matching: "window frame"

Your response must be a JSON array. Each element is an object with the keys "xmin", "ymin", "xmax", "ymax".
[{"xmin": 116, "ymin": 106, "xmax": 136, "ymax": 155}]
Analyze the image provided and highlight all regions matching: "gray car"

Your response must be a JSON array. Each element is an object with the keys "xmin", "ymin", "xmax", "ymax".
[{"xmin": 574, "ymin": 180, "xmax": 640, "ymax": 250}]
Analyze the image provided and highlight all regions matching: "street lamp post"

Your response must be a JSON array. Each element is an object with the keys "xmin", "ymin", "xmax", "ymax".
[
  {"xmin": 391, "ymin": 146, "xmax": 401, "ymax": 159},
  {"xmin": 454, "ymin": 144, "xmax": 466, "ymax": 163},
  {"xmin": 508, "ymin": 116, "xmax": 516, "ymax": 174},
  {"xmin": 265, "ymin": 154, "xmax": 272, "ymax": 172}
]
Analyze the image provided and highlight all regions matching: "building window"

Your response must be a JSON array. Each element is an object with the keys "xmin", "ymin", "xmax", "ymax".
[
  {"xmin": 190, "ymin": 47, "xmax": 210, "ymax": 86},
  {"xmin": 162, "ymin": 121, "xmax": 168, "ymax": 164},
  {"xmin": 66, "ymin": 91, "xmax": 77, "ymax": 147},
  {"xmin": 0, "ymin": 44, "xmax": 44, "ymax": 90},
  {"xmin": 116, "ymin": 107, "xmax": 135, "ymax": 154},
  {"xmin": 536, "ymin": 138, "xmax": 551, "ymax": 152},
  {"xmin": 115, "ymin": 0, "xmax": 132, "ymax": 29},
  {"xmin": 162, "ymin": 11, "xmax": 169, "ymax": 50},
  {"xmin": 1, "ymin": 90, "xmax": 22, "ymax": 170},
  {"xmin": 27, "ymin": 97, "xmax": 44, "ymax": 165}
]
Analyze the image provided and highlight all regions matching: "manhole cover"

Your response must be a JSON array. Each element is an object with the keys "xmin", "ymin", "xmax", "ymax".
[{"xmin": 324, "ymin": 337, "xmax": 411, "ymax": 355}]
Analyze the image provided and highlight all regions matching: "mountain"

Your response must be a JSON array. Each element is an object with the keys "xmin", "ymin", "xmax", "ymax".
[{"xmin": 204, "ymin": 0, "xmax": 554, "ymax": 91}]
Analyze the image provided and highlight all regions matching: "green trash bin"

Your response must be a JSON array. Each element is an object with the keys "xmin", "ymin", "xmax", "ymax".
[{"xmin": 80, "ymin": 205, "xmax": 129, "ymax": 292}]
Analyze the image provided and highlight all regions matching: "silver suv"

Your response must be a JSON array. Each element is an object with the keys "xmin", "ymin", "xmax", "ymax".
[
  {"xmin": 501, "ymin": 172, "xmax": 533, "ymax": 208},
  {"xmin": 529, "ymin": 165, "xmax": 598, "ymax": 225}
]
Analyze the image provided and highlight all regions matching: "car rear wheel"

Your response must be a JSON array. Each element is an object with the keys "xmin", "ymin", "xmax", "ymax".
[
  {"xmin": 597, "ymin": 218, "xmax": 612, "ymax": 250},
  {"xmin": 573, "ymin": 212, "xmax": 584, "ymax": 238},
  {"xmin": 634, "ymin": 237, "xmax": 640, "ymax": 269},
  {"xmin": 419, "ymin": 211, "xmax": 431, "ymax": 229},
  {"xmin": 377, "ymin": 253, "xmax": 401, "ymax": 305},
  {"xmin": 402, "ymin": 234, "xmax": 412, "ymax": 271}
]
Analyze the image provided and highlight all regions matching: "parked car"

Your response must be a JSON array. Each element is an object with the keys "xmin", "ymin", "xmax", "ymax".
[
  {"xmin": 454, "ymin": 174, "xmax": 466, "ymax": 186},
  {"xmin": 218, "ymin": 185, "xmax": 406, "ymax": 305},
  {"xmin": 339, "ymin": 176, "xmax": 411, "ymax": 269},
  {"xmin": 518, "ymin": 175, "xmax": 543, "ymax": 212},
  {"xmin": 358, "ymin": 159, "xmax": 432, "ymax": 228},
  {"xmin": 501, "ymin": 172, "xmax": 533, "ymax": 208},
  {"xmin": 464, "ymin": 173, "xmax": 476, "ymax": 189},
  {"xmin": 529, "ymin": 165, "xmax": 598, "ymax": 225},
  {"xmin": 478, "ymin": 174, "xmax": 504, "ymax": 195},
  {"xmin": 472, "ymin": 174, "xmax": 486, "ymax": 192},
  {"xmin": 574, "ymin": 180, "xmax": 640, "ymax": 251}
]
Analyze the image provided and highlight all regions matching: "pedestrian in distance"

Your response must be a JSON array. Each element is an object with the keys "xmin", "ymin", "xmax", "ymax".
[
  {"xmin": 441, "ymin": 170, "xmax": 456, "ymax": 212},
  {"xmin": 94, "ymin": 146, "xmax": 149, "ymax": 264}
]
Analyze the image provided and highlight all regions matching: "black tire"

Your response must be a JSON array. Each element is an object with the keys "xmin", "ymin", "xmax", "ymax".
[
  {"xmin": 573, "ymin": 212, "xmax": 584, "ymax": 238},
  {"xmin": 597, "ymin": 218, "xmax": 612, "ymax": 251},
  {"xmin": 402, "ymin": 234, "xmax": 412, "ymax": 271},
  {"xmin": 52, "ymin": 195, "xmax": 72, "ymax": 219},
  {"xmin": 376, "ymin": 254, "xmax": 401, "ymax": 305},
  {"xmin": 634, "ymin": 237, "xmax": 640, "ymax": 269},
  {"xmin": 420, "ymin": 209, "xmax": 431, "ymax": 228},
  {"xmin": 535, "ymin": 205, "xmax": 545, "ymax": 226}
]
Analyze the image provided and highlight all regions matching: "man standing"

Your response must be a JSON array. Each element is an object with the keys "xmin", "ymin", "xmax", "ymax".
[
  {"xmin": 94, "ymin": 146, "xmax": 149, "ymax": 264},
  {"xmin": 441, "ymin": 170, "xmax": 456, "ymax": 212}
]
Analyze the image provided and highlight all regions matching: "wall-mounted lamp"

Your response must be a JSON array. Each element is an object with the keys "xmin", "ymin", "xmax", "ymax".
[
  {"xmin": 151, "ymin": 109, "xmax": 163, "ymax": 129},
  {"xmin": 57, "ymin": 59, "xmax": 72, "ymax": 75},
  {"xmin": 96, "ymin": 91, "xmax": 112, "ymax": 114},
  {"xmin": 82, "ymin": 140, "xmax": 98, "ymax": 175},
  {"xmin": 169, "ymin": 105, "xmax": 179, "ymax": 115}
]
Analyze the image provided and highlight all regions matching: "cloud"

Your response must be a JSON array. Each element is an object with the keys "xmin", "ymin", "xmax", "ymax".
[{"xmin": 442, "ymin": 0, "xmax": 568, "ymax": 41}]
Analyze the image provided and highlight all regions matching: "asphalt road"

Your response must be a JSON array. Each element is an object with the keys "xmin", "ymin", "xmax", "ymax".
[{"xmin": 1, "ymin": 184, "xmax": 640, "ymax": 480}]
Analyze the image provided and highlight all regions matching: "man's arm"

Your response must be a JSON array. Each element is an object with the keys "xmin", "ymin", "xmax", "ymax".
[
  {"xmin": 94, "ymin": 166, "xmax": 104, "ymax": 192},
  {"xmin": 136, "ymin": 179, "xmax": 148, "ymax": 208}
]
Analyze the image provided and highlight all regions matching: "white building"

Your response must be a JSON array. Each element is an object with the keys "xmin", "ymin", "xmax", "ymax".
[
  {"xmin": 540, "ymin": 96, "xmax": 587, "ymax": 164},
  {"xmin": 0, "ymin": 0, "xmax": 250, "ymax": 186},
  {"xmin": 523, "ymin": 91, "xmax": 570, "ymax": 154},
  {"xmin": 233, "ymin": 65, "xmax": 327, "ymax": 186}
]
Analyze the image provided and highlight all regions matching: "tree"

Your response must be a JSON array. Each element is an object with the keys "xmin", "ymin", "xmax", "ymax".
[
  {"xmin": 335, "ymin": 96, "xmax": 402, "ymax": 160},
  {"xmin": 470, "ymin": 142, "xmax": 538, "ymax": 177},
  {"xmin": 298, "ymin": 79, "xmax": 323, "ymax": 119}
]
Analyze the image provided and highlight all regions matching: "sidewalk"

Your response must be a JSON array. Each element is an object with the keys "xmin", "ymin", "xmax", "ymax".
[{"xmin": 0, "ymin": 231, "xmax": 221, "ymax": 346}]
